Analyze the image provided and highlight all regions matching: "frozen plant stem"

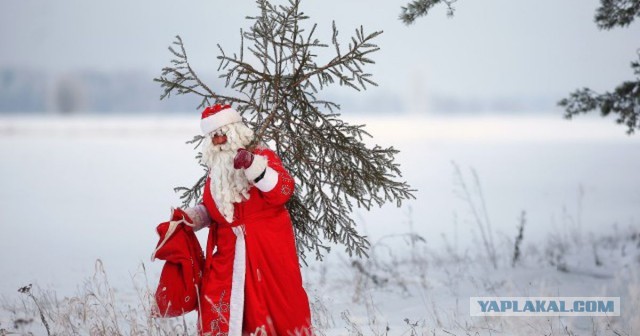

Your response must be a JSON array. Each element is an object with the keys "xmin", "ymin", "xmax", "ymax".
[
  {"xmin": 451, "ymin": 161, "xmax": 497, "ymax": 269},
  {"xmin": 18, "ymin": 284, "xmax": 51, "ymax": 336},
  {"xmin": 512, "ymin": 211, "xmax": 526, "ymax": 268}
]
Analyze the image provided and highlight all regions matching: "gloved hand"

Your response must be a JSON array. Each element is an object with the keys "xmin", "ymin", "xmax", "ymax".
[
  {"xmin": 233, "ymin": 148, "xmax": 254, "ymax": 169},
  {"xmin": 233, "ymin": 148, "xmax": 268, "ymax": 182}
]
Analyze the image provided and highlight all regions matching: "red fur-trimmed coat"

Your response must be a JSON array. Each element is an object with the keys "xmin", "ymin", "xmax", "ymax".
[{"xmin": 197, "ymin": 148, "xmax": 312, "ymax": 336}]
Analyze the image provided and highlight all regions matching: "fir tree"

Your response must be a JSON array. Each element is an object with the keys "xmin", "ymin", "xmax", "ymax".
[
  {"xmin": 399, "ymin": 0, "xmax": 640, "ymax": 134},
  {"xmin": 155, "ymin": 0, "xmax": 415, "ymax": 262}
]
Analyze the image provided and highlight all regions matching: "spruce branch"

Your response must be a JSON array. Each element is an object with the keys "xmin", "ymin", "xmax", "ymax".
[
  {"xmin": 560, "ymin": 1, "xmax": 640, "ymax": 133},
  {"xmin": 154, "ymin": 35, "xmax": 250, "ymax": 109},
  {"xmin": 400, "ymin": 0, "xmax": 458, "ymax": 25},
  {"xmin": 595, "ymin": 0, "xmax": 640, "ymax": 29},
  {"xmin": 559, "ymin": 55, "xmax": 640, "ymax": 134}
]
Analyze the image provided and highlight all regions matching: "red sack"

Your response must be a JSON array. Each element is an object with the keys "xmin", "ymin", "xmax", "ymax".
[{"xmin": 151, "ymin": 208, "xmax": 205, "ymax": 317}]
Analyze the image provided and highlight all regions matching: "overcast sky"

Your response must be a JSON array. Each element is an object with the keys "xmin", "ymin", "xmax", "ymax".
[{"xmin": 1, "ymin": 0, "xmax": 638, "ymax": 105}]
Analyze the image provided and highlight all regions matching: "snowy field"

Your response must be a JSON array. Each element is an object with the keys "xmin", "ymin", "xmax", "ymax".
[{"xmin": 0, "ymin": 113, "xmax": 639, "ymax": 335}]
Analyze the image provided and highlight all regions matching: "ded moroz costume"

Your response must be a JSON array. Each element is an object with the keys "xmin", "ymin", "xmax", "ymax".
[{"xmin": 152, "ymin": 104, "xmax": 312, "ymax": 336}]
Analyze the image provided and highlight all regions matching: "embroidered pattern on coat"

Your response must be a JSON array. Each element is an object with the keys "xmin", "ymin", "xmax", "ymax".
[{"xmin": 203, "ymin": 290, "xmax": 230, "ymax": 336}]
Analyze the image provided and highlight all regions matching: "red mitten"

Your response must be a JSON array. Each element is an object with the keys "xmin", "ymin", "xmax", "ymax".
[
  {"xmin": 233, "ymin": 148, "xmax": 254, "ymax": 169},
  {"xmin": 234, "ymin": 148, "xmax": 268, "ymax": 182}
]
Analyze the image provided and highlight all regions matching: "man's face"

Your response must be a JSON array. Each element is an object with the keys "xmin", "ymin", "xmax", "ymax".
[
  {"xmin": 201, "ymin": 123, "xmax": 253, "ymax": 162},
  {"xmin": 211, "ymin": 127, "xmax": 228, "ymax": 146}
]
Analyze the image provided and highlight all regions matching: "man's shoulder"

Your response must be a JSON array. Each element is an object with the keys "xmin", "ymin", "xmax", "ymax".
[{"xmin": 253, "ymin": 145, "xmax": 277, "ymax": 157}]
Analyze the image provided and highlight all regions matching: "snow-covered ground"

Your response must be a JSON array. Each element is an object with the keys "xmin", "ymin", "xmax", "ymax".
[{"xmin": 0, "ymin": 113, "xmax": 638, "ymax": 335}]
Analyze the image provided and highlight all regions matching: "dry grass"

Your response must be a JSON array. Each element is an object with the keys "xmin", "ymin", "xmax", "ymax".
[
  {"xmin": 1, "ymin": 220, "xmax": 638, "ymax": 335},
  {"xmin": 1, "ymin": 260, "xmax": 193, "ymax": 336}
]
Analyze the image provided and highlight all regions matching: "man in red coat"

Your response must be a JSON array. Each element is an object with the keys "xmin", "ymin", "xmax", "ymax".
[{"xmin": 182, "ymin": 104, "xmax": 312, "ymax": 336}]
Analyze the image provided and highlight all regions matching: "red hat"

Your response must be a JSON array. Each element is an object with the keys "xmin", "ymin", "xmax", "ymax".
[
  {"xmin": 200, "ymin": 104, "xmax": 242, "ymax": 134},
  {"xmin": 151, "ymin": 208, "xmax": 205, "ymax": 318}
]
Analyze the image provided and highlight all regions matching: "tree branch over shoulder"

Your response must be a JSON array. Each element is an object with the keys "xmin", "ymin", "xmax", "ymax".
[{"xmin": 156, "ymin": 0, "xmax": 414, "ymax": 262}]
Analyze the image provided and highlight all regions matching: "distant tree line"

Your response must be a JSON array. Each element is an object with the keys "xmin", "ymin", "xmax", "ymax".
[{"xmin": 0, "ymin": 68, "xmax": 201, "ymax": 114}]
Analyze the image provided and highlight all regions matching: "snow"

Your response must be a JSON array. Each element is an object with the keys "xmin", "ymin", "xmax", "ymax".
[{"xmin": 0, "ymin": 114, "xmax": 639, "ymax": 335}]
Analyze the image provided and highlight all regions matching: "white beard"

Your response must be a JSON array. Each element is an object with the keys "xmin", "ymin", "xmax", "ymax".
[{"xmin": 200, "ymin": 122, "xmax": 254, "ymax": 223}]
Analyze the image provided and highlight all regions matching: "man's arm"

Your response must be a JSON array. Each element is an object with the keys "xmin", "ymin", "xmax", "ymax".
[{"xmin": 235, "ymin": 148, "xmax": 295, "ymax": 206}]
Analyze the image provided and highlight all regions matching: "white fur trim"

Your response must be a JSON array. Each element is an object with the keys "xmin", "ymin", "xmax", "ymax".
[
  {"xmin": 200, "ymin": 107, "xmax": 242, "ymax": 134},
  {"xmin": 228, "ymin": 225, "xmax": 246, "ymax": 336},
  {"xmin": 184, "ymin": 204, "xmax": 211, "ymax": 232},
  {"xmin": 244, "ymin": 154, "xmax": 267, "ymax": 182},
  {"xmin": 254, "ymin": 166, "xmax": 278, "ymax": 192}
]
